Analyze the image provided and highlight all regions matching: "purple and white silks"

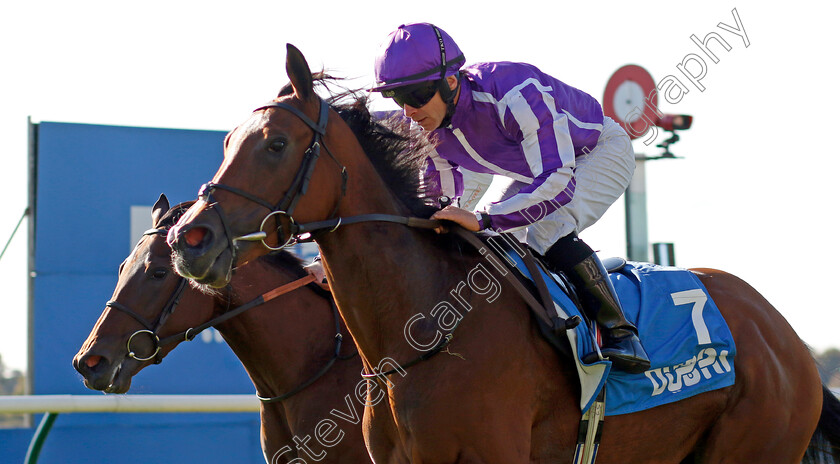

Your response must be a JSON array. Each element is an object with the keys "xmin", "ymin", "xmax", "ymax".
[{"xmin": 423, "ymin": 61, "xmax": 611, "ymax": 232}]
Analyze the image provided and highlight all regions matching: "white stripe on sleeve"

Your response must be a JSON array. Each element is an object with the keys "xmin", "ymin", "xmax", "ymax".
[
  {"xmin": 429, "ymin": 148, "xmax": 457, "ymax": 197},
  {"xmin": 451, "ymin": 128, "xmax": 532, "ymax": 184},
  {"xmin": 486, "ymin": 167, "xmax": 573, "ymax": 216}
]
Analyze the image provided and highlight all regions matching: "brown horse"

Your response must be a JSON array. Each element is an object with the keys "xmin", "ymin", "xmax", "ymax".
[
  {"xmin": 167, "ymin": 44, "xmax": 840, "ymax": 463},
  {"xmin": 73, "ymin": 194, "xmax": 372, "ymax": 464}
]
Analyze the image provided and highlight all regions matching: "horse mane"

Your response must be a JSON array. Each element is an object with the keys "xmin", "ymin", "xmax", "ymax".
[{"xmin": 279, "ymin": 75, "xmax": 440, "ymax": 219}]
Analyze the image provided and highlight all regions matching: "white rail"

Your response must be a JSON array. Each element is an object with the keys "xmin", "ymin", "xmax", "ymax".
[{"xmin": 0, "ymin": 394, "xmax": 261, "ymax": 414}]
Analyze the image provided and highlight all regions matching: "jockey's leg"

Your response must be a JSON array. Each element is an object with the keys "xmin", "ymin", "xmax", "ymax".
[{"xmin": 544, "ymin": 233, "xmax": 650, "ymax": 373}]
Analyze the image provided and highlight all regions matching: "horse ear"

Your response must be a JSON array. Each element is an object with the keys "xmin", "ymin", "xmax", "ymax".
[
  {"xmin": 285, "ymin": 43, "xmax": 314, "ymax": 100},
  {"xmin": 151, "ymin": 193, "xmax": 170, "ymax": 227}
]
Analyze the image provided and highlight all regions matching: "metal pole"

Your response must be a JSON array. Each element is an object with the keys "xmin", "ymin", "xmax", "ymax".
[
  {"xmin": 24, "ymin": 412, "xmax": 58, "ymax": 464},
  {"xmin": 0, "ymin": 208, "xmax": 29, "ymax": 262},
  {"xmin": 652, "ymin": 242, "xmax": 676, "ymax": 266},
  {"xmin": 27, "ymin": 117, "xmax": 38, "ymax": 409},
  {"xmin": 3, "ymin": 395, "xmax": 261, "ymax": 464},
  {"xmin": 0, "ymin": 394, "xmax": 261, "ymax": 414},
  {"xmin": 625, "ymin": 158, "xmax": 649, "ymax": 262}
]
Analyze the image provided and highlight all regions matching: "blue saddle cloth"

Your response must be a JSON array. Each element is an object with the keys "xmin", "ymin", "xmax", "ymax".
[{"xmin": 508, "ymin": 253, "xmax": 736, "ymax": 416}]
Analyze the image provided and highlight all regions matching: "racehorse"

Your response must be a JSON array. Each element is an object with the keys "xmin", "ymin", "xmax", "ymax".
[
  {"xmin": 73, "ymin": 195, "xmax": 372, "ymax": 463},
  {"xmin": 166, "ymin": 44, "xmax": 840, "ymax": 463}
]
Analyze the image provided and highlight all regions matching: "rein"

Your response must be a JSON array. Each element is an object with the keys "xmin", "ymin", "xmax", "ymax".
[
  {"xmin": 197, "ymin": 95, "xmax": 578, "ymax": 380},
  {"xmin": 256, "ymin": 290, "xmax": 347, "ymax": 404},
  {"xmin": 199, "ymin": 97, "xmax": 439, "ymax": 251},
  {"xmin": 106, "ymin": 228, "xmax": 189, "ymax": 363},
  {"xmin": 108, "ymin": 228, "xmax": 353, "ymax": 403},
  {"xmin": 200, "ymin": 97, "xmax": 348, "ymax": 252},
  {"xmin": 361, "ymin": 228, "xmax": 580, "ymax": 380},
  {"xmin": 157, "ymin": 273, "xmax": 319, "ymax": 349}
]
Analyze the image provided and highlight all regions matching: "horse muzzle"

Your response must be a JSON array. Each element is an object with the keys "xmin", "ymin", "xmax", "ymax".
[
  {"xmin": 168, "ymin": 222, "xmax": 234, "ymax": 287},
  {"xmin": 73, "ymin": 347, "xmax": 135, "ymax": 394}
]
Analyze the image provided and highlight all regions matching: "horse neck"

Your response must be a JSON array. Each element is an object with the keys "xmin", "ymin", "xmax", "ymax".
[
  {"xmin": 316, "ymin": 139, "xmax": 476, "ymax": 366},
  {"xmin": 212, "ymin": 258, "xmax": 341, "ymax": 401}
]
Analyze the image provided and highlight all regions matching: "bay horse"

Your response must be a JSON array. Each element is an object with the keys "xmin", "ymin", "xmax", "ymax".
[
  {"xmin": 166, "ymin": 44, "xmax": 840, "ymax": 463},
  {"xmin": 73, "ymin": 194, "xmax": 373, "ymax": 464}
]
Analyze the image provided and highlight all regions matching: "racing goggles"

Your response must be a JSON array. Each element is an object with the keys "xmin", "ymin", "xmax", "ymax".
[{"xmin": 382, "ymin": 80, "xmax": 439, "ymax": 108}]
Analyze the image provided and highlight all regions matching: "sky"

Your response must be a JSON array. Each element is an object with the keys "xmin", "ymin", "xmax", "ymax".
[{"xmin": 1, "ymin": 1, "xmax": 838, "ymax": 373}]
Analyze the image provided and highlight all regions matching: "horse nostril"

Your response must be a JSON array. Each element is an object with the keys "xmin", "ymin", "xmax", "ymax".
[
  {"xmin": 77, "ymin": 353, "xmax": 110, "ymax": 376},
  {"xmin": 85, "ymin": 355, "xmax": 102, "ymax": 369},
  {"xmin": 184, "ymin": 227, "xmax": 208, "ymax": 247}
]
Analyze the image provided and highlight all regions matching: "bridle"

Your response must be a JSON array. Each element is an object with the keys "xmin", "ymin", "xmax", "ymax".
[
  {"xmin": 183, "ymin": 93, "xmax": 581, "ymax": 383},
  {"xmin": 106, "ymin": 227, "xmax": 354, "ymax": 402},
  {"xmin": 106, "ymin": 228, "xmax": 189, "ymax": 363},
  {"xmin": 197, "ymin": 96, "xmax": 442, "ymax": 258},
  {"xmin": 199, "ymin": 97, "xmax": 348, "ymax": 254}
]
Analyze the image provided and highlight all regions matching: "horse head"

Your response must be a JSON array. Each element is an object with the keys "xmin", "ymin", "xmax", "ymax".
[
  {"xmin": 73, "ymin": 194, "xmax": 215, "ymax": 393},
  {"xmin": 167, "ymin": 44, "xmax": 349, "ymax": 287}
]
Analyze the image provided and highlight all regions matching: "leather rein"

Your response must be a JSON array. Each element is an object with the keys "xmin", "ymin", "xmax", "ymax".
[
  {"xmin": 106, "ymin": 228, "xmax": 352, "ymax": 403},
  {"xmin": 198, "ymin": 97, "xmax": 443, "ymax": 253},
  {"xmin": 195, "ymin": 95, "xmax": 579, "ymax": 380}
]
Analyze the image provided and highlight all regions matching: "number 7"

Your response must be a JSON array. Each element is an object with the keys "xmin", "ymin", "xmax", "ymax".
[{"xmin": 671, "ymin": 289, "xmax": 711, "ymax": 344}]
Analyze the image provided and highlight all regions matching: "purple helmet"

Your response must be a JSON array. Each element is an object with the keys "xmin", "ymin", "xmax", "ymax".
[{"xmin": 371, "ymin": 23, "xmax": 465, "ymax": 92}]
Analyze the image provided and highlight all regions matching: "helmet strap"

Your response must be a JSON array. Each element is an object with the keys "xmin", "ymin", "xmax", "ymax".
[
  {"xmin": 431, "ymin": 24, "xmax": 459, "ymax": 129},
  {"xmin": 438, "ymin": 75, "xmax": 457, "ymax": 103},
  {"xmin": 438, "ymin": 75, "xmax": 460, "ymax": 129},
  {"xmin": 432, "ymin": 24, "xmax": 453, "ymax": 104}
]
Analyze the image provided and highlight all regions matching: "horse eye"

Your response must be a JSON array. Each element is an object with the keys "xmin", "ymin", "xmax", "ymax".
[
  {"xmin": 151, "ymin": 269, "xmax": 168, "ymax": 279},
  {"xmin": 268, "ymin": 139, "xmax": 286, "ymax": 153}
]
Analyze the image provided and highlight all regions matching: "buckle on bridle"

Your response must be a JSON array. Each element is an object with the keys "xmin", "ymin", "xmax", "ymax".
[
  {"xmin": 126, "ymin": 329, "xmax": 161, "ymax": 362},
  {"xmin": 233, "ymin": 210, "xmax": 298, "ymax": 251}
]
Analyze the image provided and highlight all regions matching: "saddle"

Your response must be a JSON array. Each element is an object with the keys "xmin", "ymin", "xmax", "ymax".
[
  {"xmin": 453, "ymin": 229, "xmax": 612, "ymax": 444},
  {"xmin": 462, "ymin": 230, "xmax": 737, "ymax": 417},
  {"xmin": 452, "ymin": 229, "xmax": 611, "ymax": 360},
  {"xmin": 454, "ymin": 228, "xmax": 737, "ymax": 462},
  {"xmin": 532, "ymin": 255, "xmax": 627, "ymax": 355}
]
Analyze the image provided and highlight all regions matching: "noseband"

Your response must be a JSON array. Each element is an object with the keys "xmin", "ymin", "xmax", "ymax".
[
  {"xmin": 106, "ymin": 228, "xmax": 188, "ymax": 363},
  {"xmin": 105, "ymin": 225, "xmax": 354, "ymax": 402},
  {"xmin": 199, "ymin": 97, "xmax": 347, "ymax": 253},
  {"xmin": 106, "ymin": 227, "xmax": 337, "ymax": 364},
  {"xmin": 196, "ymin": 96, "xmax": 444, "ymax": 260}
]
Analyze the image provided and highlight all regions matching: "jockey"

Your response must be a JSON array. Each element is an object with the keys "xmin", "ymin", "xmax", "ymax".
[{"xmin": 370, "ymin": 22, "xmax": 650, "ymax": 373}]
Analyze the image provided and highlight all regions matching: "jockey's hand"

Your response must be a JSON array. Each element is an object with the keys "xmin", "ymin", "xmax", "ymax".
[
  {"xmin": 430, "ymin": 206, "xmax": 481, "ymax": 233},
  {"xmin": 303, "ymin": 257, "xmax": 330, "ymax": 291}
]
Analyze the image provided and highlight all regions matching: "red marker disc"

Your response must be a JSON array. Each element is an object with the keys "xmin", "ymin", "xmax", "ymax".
[{"xmin": 603, "ymin": 65, "xmax": 658, "ymax": 140}]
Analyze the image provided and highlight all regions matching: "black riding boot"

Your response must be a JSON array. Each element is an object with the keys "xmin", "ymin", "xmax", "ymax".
[{"xmin": 544, "ymin": 235, "xmax": 651, "ymax": 373}]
